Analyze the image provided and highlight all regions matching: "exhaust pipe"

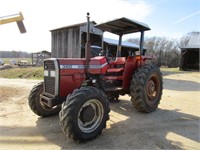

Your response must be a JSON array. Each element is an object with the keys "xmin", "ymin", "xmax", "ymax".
[{"xmin": 85, "ymin": 12, "xmax": 91, "ymax": 74}]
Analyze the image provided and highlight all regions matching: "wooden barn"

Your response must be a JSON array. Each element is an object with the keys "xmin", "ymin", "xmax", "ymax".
[
  {"xmin": 50, "ymin": 22, "xmax": 103, "ymax": 58},
  {"xmin": 180, "ymin": 34, "xmax": 200, "ymax": 71}
]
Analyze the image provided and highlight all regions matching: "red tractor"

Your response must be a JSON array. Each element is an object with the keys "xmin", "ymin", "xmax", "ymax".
[{"xmin": 28, "ymin": 13, "xmax": 163, "ymax": 142}]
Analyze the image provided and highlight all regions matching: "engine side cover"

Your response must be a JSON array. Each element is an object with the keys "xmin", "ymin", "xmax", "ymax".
[{"xmin": 58, "ymin": 56, "xmax": 108, "ymax": 97}]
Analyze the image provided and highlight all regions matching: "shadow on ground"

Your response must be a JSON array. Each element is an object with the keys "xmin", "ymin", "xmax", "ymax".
[
  {"xmin": 164, "ymin": 78, "xmax": 200, "ymax": 91},
  {"xmin": 34, "ymin": 99, "xmax": 200, "ymax": 149}
]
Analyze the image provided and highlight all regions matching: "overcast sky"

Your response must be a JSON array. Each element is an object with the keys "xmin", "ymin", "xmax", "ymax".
[{"xmin": 0, "ymin": 0, "xmax": 199, "ymax": 52}]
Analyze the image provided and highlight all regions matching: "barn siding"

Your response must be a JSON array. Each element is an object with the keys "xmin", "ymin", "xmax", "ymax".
[
  {"xmin": 51, "ymin": 27, "xmax": 80, "ymax": 58},
  {"xmin": 51, "ymin": 22, "xmax": 103, "ymax": 58},
  {"xmin": 67, "ymin": 28, "xmax": 73, "ymax": 57},
  {"xmin": 72, "ymin": 27, "xmax": 80, "ymax": 58}
]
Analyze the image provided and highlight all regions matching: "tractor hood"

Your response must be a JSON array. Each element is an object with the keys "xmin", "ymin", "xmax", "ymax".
[{"xmin": 58, "ymin": 56, "xmax": 109, "ymax": 75}]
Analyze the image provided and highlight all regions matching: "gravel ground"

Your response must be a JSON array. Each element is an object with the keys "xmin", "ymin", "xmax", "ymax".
[{"xmin": 0, "ymin": 71, "xmax": 200, "ymax": 150}]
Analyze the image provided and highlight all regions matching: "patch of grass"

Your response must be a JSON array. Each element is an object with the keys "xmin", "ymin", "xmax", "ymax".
[
  {"xmin": 0, "ymin": 67, "xmax": 43, "ymax": 79},
  {"xmin": 160, "ymin": 67, "xmax": 180, "ymax": 72}
]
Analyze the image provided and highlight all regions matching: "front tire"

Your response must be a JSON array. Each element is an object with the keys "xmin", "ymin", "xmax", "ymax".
[
  {"xmin": 59, "ymin": 86, "xmax": 110, "ymax": 142},
  {"xmin": 28, "ymin": 82, "xmax": 60, "ymax": 117},
  {"xmin": 130, "ymin": 63, "xmax": 163, "ymax": 113}
]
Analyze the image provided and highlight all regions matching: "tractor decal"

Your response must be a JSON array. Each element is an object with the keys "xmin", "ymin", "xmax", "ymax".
[{"xmin": 60, "ymin": 62, "xmax": 108, "ymax": 69}]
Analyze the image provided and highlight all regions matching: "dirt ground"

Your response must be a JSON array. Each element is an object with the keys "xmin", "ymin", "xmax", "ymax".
[{"xmin": 0, "ymin": 71, "xmax": 200, "ymax": 150}]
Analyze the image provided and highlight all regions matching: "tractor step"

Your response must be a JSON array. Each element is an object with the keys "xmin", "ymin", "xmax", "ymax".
[
  {"xmin": 104, "ymin": 86, "xmax": 123, "ymax": 91},
  {"xmin": 107, "ymin": 68, "xmax": 124, "ymax": 73},
  {"xmin": 104, "ymin": 76, "xmax": 123, "ymax": 80}
]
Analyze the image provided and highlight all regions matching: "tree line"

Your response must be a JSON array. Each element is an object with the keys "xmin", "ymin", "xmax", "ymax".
[
  {"xmin": 128, "ymin": 31, "xmax": 199, "ymax": 67},
  {"xmin": 0, "ymin": 32, "xmax": 198, "ymax": 68},
  {"xmin": 0, "ymin": 50, "xmax": 31, "ymax": 58}
]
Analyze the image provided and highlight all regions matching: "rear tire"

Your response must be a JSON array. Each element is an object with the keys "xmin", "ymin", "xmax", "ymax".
[
  {"xmin": 28, "ymin": 82, "xmax": 60, "ymax": 117},
  {"xmin": 59, "ymin": 86, "xmax": 110, "ymax": 142},
  {"xmin": 130, "ymin": 63, "xmax": 163, "ymax": 113}
]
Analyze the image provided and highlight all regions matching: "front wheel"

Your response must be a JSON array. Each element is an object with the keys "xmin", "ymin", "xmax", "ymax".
[
  {"xmin": 59, "ymin": 86, "xmax": 110, "ymax": 142},
  {"xmin": 130, "ymin": 63, "xmax": 163, "ymax": 113},
  {"xmin": 28, "ymin": 82, "xmax": 60, "ymax": 117}
]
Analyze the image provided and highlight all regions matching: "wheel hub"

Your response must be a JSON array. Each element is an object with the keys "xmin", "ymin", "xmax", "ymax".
[
  {"xmin": 78, "ymin": 99, "xmax": 104, "ymax": 133},
  {"xmin": 80, "ymin": 105, "xmax": 95, "ymax": 123},
  {"xmin": 148, "ymin": 80, "xmax": 156, "ymax": 96},
  {"xmin": 147, "ymin": 75, "xmax": 160, "ymax": 102}
]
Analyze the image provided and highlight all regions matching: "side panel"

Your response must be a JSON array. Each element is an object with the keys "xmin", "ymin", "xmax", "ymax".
[
  {"xmin": 59, "ymin": 75, "xmax": 85, "ymax": 97},
  {"xmin": 58, "ymin": 59, "xmax": 85, "ymax": 97},
  {"xmin": 58, "ymin": 56, "xmax": 108, "ymax": 97}
]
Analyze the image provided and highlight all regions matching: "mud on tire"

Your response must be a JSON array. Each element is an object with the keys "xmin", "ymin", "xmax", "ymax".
[
  {"xmin": 130, "ymin": 62, "xmax": 163, "ymax": 113},
  {"xmin": 59, "ymin": 86, "xmax": 110, "ymax": 142},
  {"xmin": 28, "ymin": 82, "xmax": 60, "ymax": 117}
]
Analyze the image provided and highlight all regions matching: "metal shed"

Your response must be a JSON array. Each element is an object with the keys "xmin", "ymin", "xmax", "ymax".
[
  {"xmin": 50, "ymin": 22, "xmax": 103, "ymax": 58},
  {"xmin": 180, "ymin": 34, "xmax": 200, "ymax": 71},
  {"xmin": 32, "ymin": 50, "xmax": 51, "ymax": 66}
]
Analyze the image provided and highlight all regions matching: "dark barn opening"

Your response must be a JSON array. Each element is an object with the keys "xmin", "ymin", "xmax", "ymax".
[
  {"xmin": 81, "ymin": 32, "xmax": 102, "ymax": 58},
  {"xmin": 180, "ymin": 33, "xmax": 200, "ymax": 71},
  {"xmin": 180, "ymin": 48, "xmax": 200, "ymax": 70}
]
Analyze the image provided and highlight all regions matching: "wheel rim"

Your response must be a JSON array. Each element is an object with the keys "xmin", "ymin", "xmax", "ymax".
[
  {"xmin": 146, "ymin": 74, "xmax": 160, "ymax": 103},
  {"xmin": 78, "ymin": 99, "xmax": 104, "ymax": 133}
]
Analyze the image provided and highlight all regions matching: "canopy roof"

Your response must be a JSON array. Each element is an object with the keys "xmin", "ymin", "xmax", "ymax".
[{"xmin": 95, "ymin": 17, "xmax": 150, "ymax": 35}]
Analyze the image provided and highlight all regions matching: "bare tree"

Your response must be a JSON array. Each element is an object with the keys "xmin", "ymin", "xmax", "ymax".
[{"xmin": 127, "ymin": 36, "xmax": 180, "ymax": 67}]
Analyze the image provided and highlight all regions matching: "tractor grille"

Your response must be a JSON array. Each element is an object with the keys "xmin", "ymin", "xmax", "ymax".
[
  {"xmin": 44, "ymin": 60, "xmax": 55, "ymax": 70},
  {"xmin": 44, "ymin": 77, "xmax": 55, "ymax": 95},
  {"xmin": 44, "ymin": 60, "xmax": 56, "ymax": 95}
]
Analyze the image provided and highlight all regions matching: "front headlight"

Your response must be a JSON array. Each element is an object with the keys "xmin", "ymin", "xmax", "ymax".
[
  {"xmin": 50, "ymin": 71, "xmax": 55, "ymax": 77},
  {"xmin": 44, "ymin": 70, "xmax": 48, "ymax": 76},
  {"xmin": 44, "ymin": 70, "xmax": 56, "ymax": 77}
]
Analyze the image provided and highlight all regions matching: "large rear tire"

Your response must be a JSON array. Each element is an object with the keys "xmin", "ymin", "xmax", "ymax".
[
  {"xmin": 130, "ymin": 63, "xmax": 163, "ymax": 113},
  {"xmin": 28, "ymin": 82, "xmax": 60, "ymax": 117},
  {"xmin": 59, "ymin": 86, "xmax": 110, "ymax": 142}
]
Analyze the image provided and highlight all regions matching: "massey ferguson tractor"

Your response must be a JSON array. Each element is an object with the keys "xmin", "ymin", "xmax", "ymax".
[{"xmin": 28, "ymin": 13, "xmax": 163, "ymax": 142}]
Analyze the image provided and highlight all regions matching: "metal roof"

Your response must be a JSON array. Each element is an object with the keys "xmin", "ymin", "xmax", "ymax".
[
  {"xmin": 95, "ymin": 17, "xmax": 150, "ymax": 35},
  {"xmin": 182, "ymin": 45, "xmax": 200, "ymax": 49},
  {"xmin": 50, "ymin": 21, "xmax": 96, "ymax": 31},
  {"xmin": 104, "ymin": 38, "xmax": 140, "ymax": 49},
  {"xmin": 32, "ymin": 50, "xmax": 51, "ymax": 54},
  {"xmin": 181, "ymin": 33, "xmax": 200, "ymax": 49}
]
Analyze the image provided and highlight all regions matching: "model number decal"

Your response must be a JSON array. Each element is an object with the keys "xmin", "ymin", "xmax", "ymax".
[
  {"xmin": 60, "ymin": 63, "xmax": 107, "ymax": 69},
  {"xmin": 60, "ymin": 65, "xmax": 84, "ymax": 69},
  {"xmin": 60, "ymin": 65, "xmax": 72, "ymax": 69}
]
